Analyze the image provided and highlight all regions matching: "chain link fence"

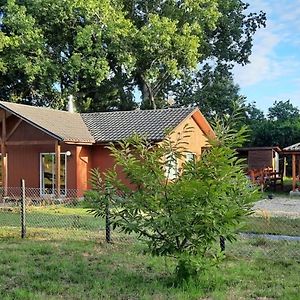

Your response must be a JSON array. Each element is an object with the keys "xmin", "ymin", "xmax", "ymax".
[
  {"xmin": 0, "ymin": 185, "xmax": 299, "ymax": 261},
  {"xmin": 0, "ymin": 186, "xmax": 104, "ymax": 240}
]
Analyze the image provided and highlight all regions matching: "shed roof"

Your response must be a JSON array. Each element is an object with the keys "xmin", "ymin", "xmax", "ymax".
[
  {"xmin": 0, "ymin": 101, "xmax": 95, "ymax": 143},
  {"xmin": 283, "ymin": 143, "xmax": 300, "ymax": 152},
  {"xmin": 237, "ymin": 146, "xmax": 281, "ymax": 152},
  {"xmin": 81, "ymin": 107, "xmax": 197, "ymax": 143}
]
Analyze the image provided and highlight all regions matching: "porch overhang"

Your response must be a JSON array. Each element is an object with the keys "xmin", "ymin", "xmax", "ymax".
[{"xmin": 282, "ymin": 145, "xmax": 300, "ymax": 191}]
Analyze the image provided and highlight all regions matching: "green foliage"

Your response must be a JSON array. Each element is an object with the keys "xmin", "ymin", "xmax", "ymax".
[
  {"xmin": 0, "ymin": 0, "xmax": 265, "ymax": 111},
  {"xmin": 245, "ymin": 100, "xmax": 300, "ymax": 148},
  {"xmin": 0, "ymin": 229, "xmax": 299, "ymax": 299},
  {"xmin": 173, "ymin": 64, "xmax": 247, "ymax": 121},
  {"xmin": 245, "ymin": 101, "xmax": 265, "ymax": 122},
  {"xmin": 86, "ymin": 112, "xmax": 259, "ymax": 280},
  {"xmin": 268, "ymin": 100, "xmax": 300, "ymax": 121}
]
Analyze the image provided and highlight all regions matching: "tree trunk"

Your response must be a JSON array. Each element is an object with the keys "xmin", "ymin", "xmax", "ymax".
[{"xmin": 141, "ymin": 77, "xmax": 156, "ymax": 110}]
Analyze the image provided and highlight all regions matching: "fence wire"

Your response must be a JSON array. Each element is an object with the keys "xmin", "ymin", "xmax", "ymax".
[
  {"xmin": 0, "ymin": 187, "xmax": 104, "ymax": 240},
  {"xmin": 0, "ymin": 187, "xmax": 299, "ymax": 261}
]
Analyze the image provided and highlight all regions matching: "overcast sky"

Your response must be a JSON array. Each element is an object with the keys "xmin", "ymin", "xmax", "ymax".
[{"xmin": 233, "ymin": 0, "xmax": 300, "ymax": 113}]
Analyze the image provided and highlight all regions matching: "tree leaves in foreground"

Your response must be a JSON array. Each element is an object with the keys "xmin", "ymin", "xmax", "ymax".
[{"xmin": 85, "ymin": 112, "xmax": 259, "ymax": 281}]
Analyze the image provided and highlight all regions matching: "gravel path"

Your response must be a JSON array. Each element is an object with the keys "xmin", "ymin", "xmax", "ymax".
[{"xmin": 253, "ymin": 197, "xmax": 300, "ymax": 217}]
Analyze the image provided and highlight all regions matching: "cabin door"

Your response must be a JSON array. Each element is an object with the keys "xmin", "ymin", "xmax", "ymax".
[{"xmin": 40, "ymin": 153, "xmax": 67, "ymax": 195}]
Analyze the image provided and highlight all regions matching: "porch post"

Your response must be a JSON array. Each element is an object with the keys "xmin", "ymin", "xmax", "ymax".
[
  {"xmin": 1, "ymin": 110, "xmax": 7, "ymax": 196},
  {"xmin": 292, "ymin": 154, "xmax": 296, "ymax": 191},
  {"xmin": 55, "ymin": 141, "xmax": 61, "ymax": 197},
  {"xmin": 283, "ymin": 156, "xmax": 287, "ymax": 178}
]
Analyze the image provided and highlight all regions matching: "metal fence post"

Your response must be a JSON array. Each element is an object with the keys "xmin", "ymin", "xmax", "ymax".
[
  {"xmin": 21, "ymin": 179, "xmax": 26, "ymax": 239},
  {"xmin": 105, "ymin": 203, "xmax": 111, "ymax": 243},
  {"xmin": 220, "ymin": 236, "xmax": 225, "ymax": 252}
]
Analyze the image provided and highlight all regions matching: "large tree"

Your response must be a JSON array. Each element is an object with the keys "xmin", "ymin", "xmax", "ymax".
[
  {"xmin": 268, "ymin": 100, "xmax": 300, "ymax": 121},
  {"xmin": 172, "ymin": 64, "xmax": 247, "ymax": 121},
  {"xmin": 0, "ymin": 0, "xmax": 265, "ymax": 111},
  {"xmin": 246, "ymin": 100, "xmax": 300, "ymax": 148},
  {"xmin": 0, "ymin": 0, "xmax": 134, "ymax": 109}
]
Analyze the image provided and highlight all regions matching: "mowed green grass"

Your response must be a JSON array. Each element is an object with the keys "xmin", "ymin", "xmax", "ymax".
[
  {"xmin": 241, "ymin": 216, "xmax": 300, "ymax": 236},
  {"xmin": 0, "ymin": 227, "xmax": 299, "ymax": 300},
  {"xmin": 0, "ymin": 206, "xmax": 102, "ymax": 231}
]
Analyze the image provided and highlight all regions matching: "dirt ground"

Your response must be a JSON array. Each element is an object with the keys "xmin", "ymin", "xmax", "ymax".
[{"xmin": 253, "ymin": 196, "xmax": 300, "ymax": 217}]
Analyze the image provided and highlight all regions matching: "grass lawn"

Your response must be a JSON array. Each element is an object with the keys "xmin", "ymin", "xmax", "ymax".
[
  {"xmin": 0, "ymin": 227, "xmax": 299, "ymax": 300},
  {"xmin": 241, "ymin": 216, "xmax": 300, "ymax": 236},
  {"xmin": 0, "ymin": 205, "xmax": 299, "ymax": 299},
  {"xmin": 0, "ymin": 206, "xmax": 102, "ymax": 231}
]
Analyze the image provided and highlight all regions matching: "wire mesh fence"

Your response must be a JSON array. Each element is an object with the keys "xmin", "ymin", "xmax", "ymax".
[
  {"xmin": 0, "ymin": 186, "xmax": 299, "ymax": 261},
  {"xmin": 0, "ymin": 186, "xmax": 104, "ymax": 240}
]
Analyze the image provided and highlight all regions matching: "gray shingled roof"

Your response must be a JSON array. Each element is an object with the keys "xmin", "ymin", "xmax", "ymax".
[
  {"xmin": 81, "ymin": 107, "xmax": 196, "ymax": 143},
  {"xmin": 0, "ymin": 101, "xmax": 198, "ymax": 144},
  {"xmin": 283, "ymin": 143, "xmax": 300, "ymax": 151},
  {"xmin": 0, "ymin": 101, "xmax": 95, "ymax": 143}
]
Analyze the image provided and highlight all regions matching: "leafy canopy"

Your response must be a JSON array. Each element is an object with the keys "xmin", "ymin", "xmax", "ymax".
[
  {"xmin": 245, "ymin": 100, "xmax": 300, "ymax": 148},
  {"xmin": 0, "ymin": 0, "xmax": 265, "ymax": 111}
]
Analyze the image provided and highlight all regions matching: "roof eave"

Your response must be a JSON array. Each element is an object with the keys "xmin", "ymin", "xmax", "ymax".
[
  {"xmin": 0, "ymin": 103, "xmax": 63, "ymax": 141},
  {"xmin": 64, "ymin": 140, "xmax": 94, "ymax": 145}
]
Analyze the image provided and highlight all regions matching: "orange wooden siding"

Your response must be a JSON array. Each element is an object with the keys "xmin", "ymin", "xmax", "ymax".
[
  {"xmin": 91, "ymin": 145, "xmax": 134, "ymax": 188},
  {"xmin": 0, "ymin": 112, "xmax": 81, "ymax": 192},
  {"xmin": 75, "ymin": 146, "xmax": 92, "ymax": 195},
  {"xmin": 168, "ymin": 114, "xmax": 210, "ymax": 169},
  {"xmin": 6, "ymin": 116, "xmax": 54, "ymax": 142}
]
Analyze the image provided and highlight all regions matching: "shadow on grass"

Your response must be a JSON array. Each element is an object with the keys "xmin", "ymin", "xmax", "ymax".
[
  {"xmin": 0, "ymin": 234, "xmax": 187, "ymax": 300},
  {"xmin": 0, "ymin": 228, "xmax": 299, "ymax": 300}
]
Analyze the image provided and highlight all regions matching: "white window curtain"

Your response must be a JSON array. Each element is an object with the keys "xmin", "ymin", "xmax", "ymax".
[{"xmin": 165, "ymin": 153, "xmax": 178, "ymax": 180}]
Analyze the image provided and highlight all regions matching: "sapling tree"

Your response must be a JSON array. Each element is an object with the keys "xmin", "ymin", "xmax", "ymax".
[
  {"xmin": 85, "ymin": 168, "xmax": 119, "ymax": 243},
  {"xmin": 86, "ymin": 111, "xmax": 259, "ymax": 280}
]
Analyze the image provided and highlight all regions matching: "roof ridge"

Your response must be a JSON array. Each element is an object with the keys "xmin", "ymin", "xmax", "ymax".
[
  {"xmin": 0, "ymin": 101, "xmax": 81, "ymax": 115},
  {"xmin": 81, "ymin": 107, "xmax": 195, "ymax": 116}
]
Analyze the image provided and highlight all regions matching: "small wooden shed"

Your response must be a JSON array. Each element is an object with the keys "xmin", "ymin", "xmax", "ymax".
[{"xmin": 236, "ymin": 147, "xmax": 281, "ymax": 172}]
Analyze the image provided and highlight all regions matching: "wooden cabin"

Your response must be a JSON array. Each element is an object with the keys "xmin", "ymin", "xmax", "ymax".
[{"xmin": 0, "ymin": 101, "xmax": 215, "ymax": 197}]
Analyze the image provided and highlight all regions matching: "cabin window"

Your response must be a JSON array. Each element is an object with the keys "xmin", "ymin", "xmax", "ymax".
[
  {"xmin": 165, "ymin": 153, "xmax": 178, "ymax": 180},
  {"xmin": 186, "ymin": 152, "xmax": 196, "ymax": 162},
  {"xmin": 40, "ymin": 153, "xmax": 67, "ymax": 195},
  {"xmin": 201, "ymin": 146, "xmax": 210, "ymax": 154}
]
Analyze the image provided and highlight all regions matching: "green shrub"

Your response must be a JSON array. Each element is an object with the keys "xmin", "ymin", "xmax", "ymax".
[{"xmin": 86, "ymin": 111, "xmax": 259, "ymax": 280}]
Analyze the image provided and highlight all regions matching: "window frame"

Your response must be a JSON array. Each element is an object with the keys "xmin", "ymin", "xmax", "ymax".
[
  {"xmin": 165, "ymin": 152, "xmax": 178, "ymax": 180},
  {"xmin": 40, "ymin": 152, "xmax": 68, "ymax": 196},
  {"xmin": 185, "ymin": 152, "xmax": 196, "ymax": 163}
]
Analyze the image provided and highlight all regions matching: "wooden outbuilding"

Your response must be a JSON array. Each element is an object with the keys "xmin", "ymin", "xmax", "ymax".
[{"xmin": 236, "ymin": 146, "xmax": 281, "ymax": 172}]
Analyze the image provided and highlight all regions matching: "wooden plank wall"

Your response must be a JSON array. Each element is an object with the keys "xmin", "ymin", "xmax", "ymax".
[{"xmin": 248, "ymin": 150, "xmax": 273, "ymax": 170}]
